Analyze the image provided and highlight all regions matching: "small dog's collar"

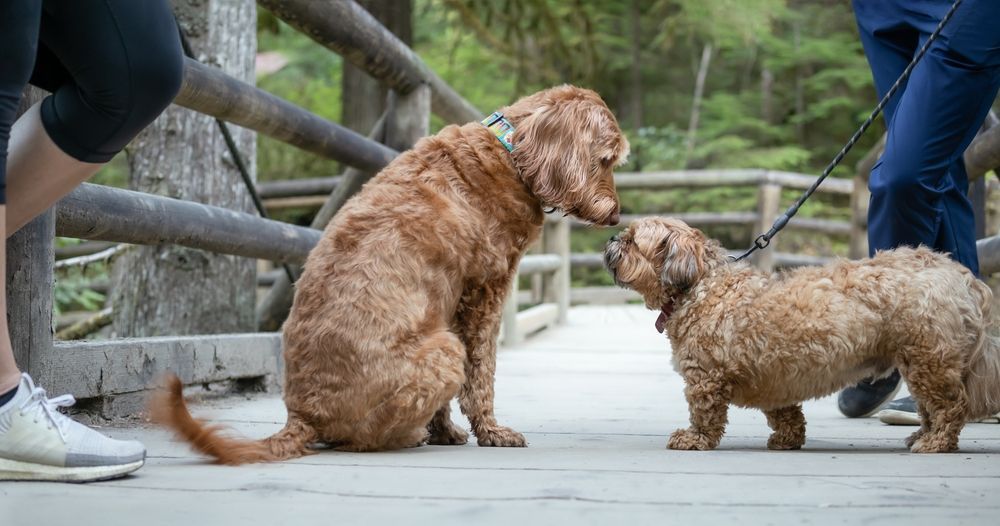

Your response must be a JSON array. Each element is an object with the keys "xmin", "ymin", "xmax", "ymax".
[{"xmin": 482, "ymin": 111, "xmax": 515, "ymax": 152}]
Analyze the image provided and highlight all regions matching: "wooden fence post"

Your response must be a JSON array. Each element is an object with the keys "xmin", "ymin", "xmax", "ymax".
[
  {"xmin": 6, "ymin": 87, "xmax": 54, "ymax": 380},
  {"xmin": 5, "ymin": 213, "xmax": 55, "ymax": 381},
  {"xmin": 753, "ymin": 182, "xmax": 781, "ymax": 272},
  {"xmin": 543, "ymin": 218, "xmax": 571, "ymax": 323},
  {"xmin": 502, "ymin": 276, "xmax": 521, "ymax": 346}
]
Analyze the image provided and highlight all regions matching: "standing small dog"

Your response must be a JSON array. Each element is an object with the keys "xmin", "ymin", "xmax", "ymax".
[
  {"xmin": 153, "ymin": 85, "xmax": 629, "ymax": 463},
  {"xmin": 604, "ymin": 217, "xmax": 1000, "ymax": 453}
]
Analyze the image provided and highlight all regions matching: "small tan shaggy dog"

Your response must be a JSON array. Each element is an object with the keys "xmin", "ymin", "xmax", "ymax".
[
  {"xmin": 152, "ymin": 85, "xmax": 629, "ymax": 463},
  {"xmin": 604, "ymin": 217, "xmax": 1000, "ymax": 453}
]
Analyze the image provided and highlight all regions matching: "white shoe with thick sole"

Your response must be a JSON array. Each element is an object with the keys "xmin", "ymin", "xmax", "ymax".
[{"xmin": 0, "ymin": 373, "xmax": 145, "ymax": 482}]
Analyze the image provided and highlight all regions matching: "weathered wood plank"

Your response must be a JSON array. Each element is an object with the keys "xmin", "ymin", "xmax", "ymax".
[
  {"xmin": 256, "ymin": 0, "xmax": 481, "ymax": 124},
  {"xmin": 977, "ymin": 234, "xmax": 1000, "ymax": 276},
  {"xmin": 513, "ymin": 303, "xmax": 559, "ymax": 342},
  {"xmin": 518, "ymin": 254, "xmax": 562, "ymax": 275},
  {"xmin": 613, "ymin": 170, "xmax": 853, "ymax": 195},
  {"xmin": 257, "ymin": 176, "xmax": 342, "ymax": 199},
  {"xmin": 5, "ymin": 212, "xmax": 55, "ymax": 378},
  {"xmin": 56, "ymin": 183, "xmax": 321, "ymax": 264},
  {"xmin": 38, "ymin": 333, "xmax": 283, "ymax": 399},
  {"xmin": 176, "ymin": 59, "xmax": 398, "ymax": 171}
]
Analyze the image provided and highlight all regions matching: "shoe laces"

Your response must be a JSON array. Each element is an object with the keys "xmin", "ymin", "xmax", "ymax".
[{"xmin": 17, "ymin": 374, "xmax": 76, "ymax": 443}]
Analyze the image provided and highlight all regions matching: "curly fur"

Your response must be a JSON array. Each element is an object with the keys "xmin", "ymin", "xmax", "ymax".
[
  {"xmin": 605, "ymin": 217, "xmax": 1000, "ymax": 453},
  {"xmin": 151, "ymin": 85, "xmax": 628, "ymax": 463}
]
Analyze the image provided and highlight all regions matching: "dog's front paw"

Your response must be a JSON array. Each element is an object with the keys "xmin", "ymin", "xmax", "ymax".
[
  {"xmin": 667, "ymin": 429, "xmax": 716, "ymax": 450},
  {"xmin": 909, "ymin": 435, "xmax": 958, "ymax": 454},
  {"xmin": 904, "ymin": 430, "xmax": 925, "ymax": 449},
  {"xmin": 477, "ymin": 426, "xmax": 527, "ymax": 447},
  {"xmin": 427, "ymin": 423, "xmax": 469, "ymax": 446},
  {"xmin": 767, "ymin": 432, "xmax": 804, "ymax": 451}
]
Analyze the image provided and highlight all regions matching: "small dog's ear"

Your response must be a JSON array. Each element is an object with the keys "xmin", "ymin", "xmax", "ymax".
[{"xmin": 659, "ymin": 231, "xmax": 704, "ymax": 292}]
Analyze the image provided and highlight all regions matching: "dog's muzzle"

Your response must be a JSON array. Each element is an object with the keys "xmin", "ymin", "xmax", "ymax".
[{"xmin": 604, "ymin": 237, "xmax": 623, "ymax": 285}]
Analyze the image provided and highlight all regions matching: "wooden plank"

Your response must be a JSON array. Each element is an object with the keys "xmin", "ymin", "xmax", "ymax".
[
  {"xmin": 543, "ymin": 219, "xmax": 571, "ymax": 323},
  {"xmin": 977, "ymin": 234, "xmax": 1000, "ymax": 276},
  {"xmin": 256, "ymin": 0, "xmax": 481, "ymax": 124},
  {"xmin": 570, "ymin": 251, "xmax": 834, "ymax": 271},
  {"xmin": 613, "ymin": 170, "xmax": 852, "ymax": 195},
  {"xmin": 514, "ymin": 303, "xmax": 559, "ymax": 342},
  {"xmin": 54, "ymin": 240, "xmax": 118, "ymax": 260},
  {"xmin": 966, "ymin": 123, "xmax": 1000, "ymax": 181},
  {"xmin": 263, "ymin": 195, "xmax": 330, "ymax": 210},
  {"xmin": 753, "ymin": 183, "xmax": 782, "ymax": 272},
  {"xmin": 5, "ymin": 212, "xmax": 55, "ymax": 378},
  {"xmin": 518, "ymin": 254, "xmax": 562, "ymax": 274},
  {"xmin": 570, "ymin": 287, "xmax": 642, "ymax": 305},
  {"xmin": 56, "ymin": 183, "xmax": 321, "ymax": 264},
  {"xmin": 38, "ymin": 333, "xmax": 283, "ymax": 399},
  {"xmin": 176, "ymin": 59, "xmax": 397, "ymax": 171},
  {"xmin": 257, "ymin": 176, "xmax": 341, "ymax": 199},
  {"xmin": 570, "ymin": 212, "xmax": 757, "ymax": 229}
]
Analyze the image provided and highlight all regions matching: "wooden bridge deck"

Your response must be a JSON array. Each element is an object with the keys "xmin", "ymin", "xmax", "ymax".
[{"xmin": 3, "ymin": 305, "xmax": 998, "ymax": 525}]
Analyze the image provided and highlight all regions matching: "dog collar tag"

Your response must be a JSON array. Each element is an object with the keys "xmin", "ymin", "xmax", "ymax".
[{"xmin": 482, "ymin": 111, "xmax": 515, "ymax": 152}]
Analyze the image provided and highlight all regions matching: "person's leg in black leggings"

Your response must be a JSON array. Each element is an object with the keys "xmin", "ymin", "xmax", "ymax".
[
  {"xmin": 5, "ymin": 0, "xmax": 184, "ymax": 234},
  {"xmin": 0, "ymin": 0, "xmax": 182, "ymax": 483}
]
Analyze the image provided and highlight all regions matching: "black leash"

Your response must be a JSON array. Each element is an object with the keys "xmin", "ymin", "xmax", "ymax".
[
  {"xmin": 733, "ymin": 0, "xmax": 964, "ymax": 262},
  {"xmin": 174, "ymin": 22, "xmax": 298, "ymax": 283}
]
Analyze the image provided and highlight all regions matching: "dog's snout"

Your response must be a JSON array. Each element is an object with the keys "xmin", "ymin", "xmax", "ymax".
[
  {"xmin": 606, "ymin": 210, "xmax": 620, "ymax": 226},
  {"xmin": 610, "ymin": 233, "xmax": 620, "ymax": 242}
]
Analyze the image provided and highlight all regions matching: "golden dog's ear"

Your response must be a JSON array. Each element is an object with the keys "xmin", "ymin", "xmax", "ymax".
[
  {"xmin": 511, "ymin": 90, "xmax": 617, "ymax": 205},
  {"xmin": 659, "ymin": 230, "xmax": 705, "ymax": 292}
]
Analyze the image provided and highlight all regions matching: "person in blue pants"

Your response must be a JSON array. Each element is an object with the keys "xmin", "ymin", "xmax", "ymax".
[{"xmin": 839, "ymin": 0, "xmax": 1000, "ymax": 422}]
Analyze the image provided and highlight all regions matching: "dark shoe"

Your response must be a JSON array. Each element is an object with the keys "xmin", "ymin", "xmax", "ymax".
[
  {"xmin": 877, "ymin": 395, "xmax": 920, "ymax": 425},
  {"xmin": 838, "ymin": 370, "xmax": 901, "ymax": 418},
  {"xmin": 878, "ymin": 395, "xmax": 1000, "ymax": 425}
]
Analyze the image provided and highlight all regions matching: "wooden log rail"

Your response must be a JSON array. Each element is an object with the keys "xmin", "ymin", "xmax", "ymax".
[
  {"xmin": 56, "ymin": 183, "xmax": 321, "ymax": 265},
  {"xmin": 256, "ymin": 0, "xmax": 482, "ymax": 124},
  {"xmin": 177, "ymin": 59, "xmax": 397, "ymax": 172}
]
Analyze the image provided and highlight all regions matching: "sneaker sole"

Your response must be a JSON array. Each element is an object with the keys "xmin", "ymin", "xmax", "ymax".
[
  {"xmin": 877, "ymin": 408, "xmax": 921, "ymax": 425},
  {"xmin": 0, "ymin": 458, "xmax": 144, "ymax": 482}
]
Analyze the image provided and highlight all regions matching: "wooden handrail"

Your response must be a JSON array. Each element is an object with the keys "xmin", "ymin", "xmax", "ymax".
[{"xmin": 257, "ymin": 0, "xmax": 481, "ymax": 124}]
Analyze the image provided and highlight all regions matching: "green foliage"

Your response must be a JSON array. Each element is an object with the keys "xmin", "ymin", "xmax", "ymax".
[{"xmin": 52, "ymin": 239, "xmax": 107, "ymax": 316}]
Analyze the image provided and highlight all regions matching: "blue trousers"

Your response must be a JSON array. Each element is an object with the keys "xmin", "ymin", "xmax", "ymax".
[{"xmin": 853, "ymin": 0, "xmax": 1000, "ymax": 276}]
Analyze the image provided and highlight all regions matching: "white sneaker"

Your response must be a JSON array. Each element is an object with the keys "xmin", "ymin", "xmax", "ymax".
[{"xmin": 0, "ymin": 373, "xmax": 145, "ymax": 482}]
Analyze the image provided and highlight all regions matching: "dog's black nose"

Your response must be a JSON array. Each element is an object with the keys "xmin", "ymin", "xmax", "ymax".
[{"xmin": 610, "ymin": 233, "xmax": 619, "ymax": 242}]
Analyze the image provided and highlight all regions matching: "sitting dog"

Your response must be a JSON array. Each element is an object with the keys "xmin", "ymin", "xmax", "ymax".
[
  {"xmin": 604, "ymin": 217, "xmax": 1000, "ymax": 453},
  {"xmin": 152, "ymin": 85, "xmax": 629, "ymax": 464}
]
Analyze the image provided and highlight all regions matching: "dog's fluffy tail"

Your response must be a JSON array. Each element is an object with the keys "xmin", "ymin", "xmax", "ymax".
[
  {"xmin": 965, "ymin": 281, "xmax": 1000, "ymax": 420},
  {"xmin": 149, "ymin": 374, "xmax": 315, "ymax": 465}
]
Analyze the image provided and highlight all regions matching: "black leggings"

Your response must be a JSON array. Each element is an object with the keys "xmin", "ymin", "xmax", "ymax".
[{"xmin": 0, "ymin": 0, "xmax": 184, "ymax": 204}]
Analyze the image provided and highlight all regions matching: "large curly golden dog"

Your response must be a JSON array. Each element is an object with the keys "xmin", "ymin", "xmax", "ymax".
[
  {"xmin": 605, "ymin": 217, "xmax": 1000, "ymax": 453},
  {"xmin": 152, "ymin": 85, "xmax": 629, "ymax": 464}
]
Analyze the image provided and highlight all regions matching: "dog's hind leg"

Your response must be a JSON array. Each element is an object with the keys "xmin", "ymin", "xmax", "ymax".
[
  {"xmin": 427, "ymin": 403, "xmax": 469, "ymax": 445},
  {"xmin": 900, "ymin": 345, "xmax": 968, "ymax": 453},
  {"xmin": 338, "ymin": 329, "xmax": 467, "ymax": 452},
  {"xmin": 668, "ymin": 368, "xmax": 731, "ymax": 451},
  {"xmin": 763, "ymin": 405, "xmax": 806, "ymax": 450}
]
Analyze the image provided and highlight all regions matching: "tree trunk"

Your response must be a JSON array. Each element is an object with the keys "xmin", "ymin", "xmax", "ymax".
[
  {"xmin": 111, "ymin": 0, "xmax": 257, "ymax": 337},
  {"xmin": 792, "ymin": 19, "xmax": 806, "ymax": 142},
  {"xmin": 684, "ymin": 43, "xmax": 713, "ymax": 166},
  {"xmin": 341, "ymin": 0, "xmax": 413, "ymax": 134},
  {"xmin": 628, "ymin": 0, "xmax": 643, "ymax": 131}
]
